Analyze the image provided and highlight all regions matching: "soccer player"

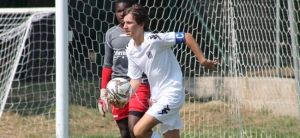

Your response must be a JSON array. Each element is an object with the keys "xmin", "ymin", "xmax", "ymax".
[
  {"xmin": 98, "ymin": 1, "xmax": 151, "ymax": 138},
  {"xmin": 121, "ymin": 4, "xmax": 217, "ymax": 138}
]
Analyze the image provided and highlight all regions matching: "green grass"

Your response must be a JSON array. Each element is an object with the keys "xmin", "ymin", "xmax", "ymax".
[
  {"xmin": 2, "ymin": 100, "xmax": 300, "ymax": 138},
  {"xmin": 178, "ymin": 101, "xmax": 300, "ymax": 138},
  {"xmin": 1, "ymin": 78, "xmax": 300, "ymax": 138}
]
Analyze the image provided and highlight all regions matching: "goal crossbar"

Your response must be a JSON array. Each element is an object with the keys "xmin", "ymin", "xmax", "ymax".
[{"xmin": 0, "ymin": 7, "xmax": 55, "ymax": 14}]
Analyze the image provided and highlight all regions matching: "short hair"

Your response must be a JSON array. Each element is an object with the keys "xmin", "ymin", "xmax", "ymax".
[
  {"xmin": 115, "ymin": 0, "xmax": 134, "ymax": 7},
  {"xmin": 123, "ymin": 4, "xmax": 149, "ymax": 30}
]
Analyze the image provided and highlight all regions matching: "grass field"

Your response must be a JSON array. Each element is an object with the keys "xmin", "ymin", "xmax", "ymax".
[
  {"xmin": 1, "ymin": 76, "xmax": 299, "ymax": 137},
  {"xmin": 1, "ymin": 100, "xmax": 300, "ymax": 138}
]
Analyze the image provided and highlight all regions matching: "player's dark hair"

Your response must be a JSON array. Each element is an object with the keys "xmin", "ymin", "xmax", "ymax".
[
  {"xmin": 123, "ymin": 4, "xmax": 149, "ymax": 31},
  {"xmin": 115, "ymin": 0, "xmax": 134, "ymax": 7}
]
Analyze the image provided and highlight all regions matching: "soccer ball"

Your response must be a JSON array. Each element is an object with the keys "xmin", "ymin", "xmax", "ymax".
[{"xmin": 106, "ymin": 78, "xmax": 132, "ymax": 104}]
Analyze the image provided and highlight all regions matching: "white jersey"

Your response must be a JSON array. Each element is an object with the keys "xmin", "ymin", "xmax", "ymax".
[{"xmin": 126, "ymin": 32, "xmax": 185, "ymax": 100}]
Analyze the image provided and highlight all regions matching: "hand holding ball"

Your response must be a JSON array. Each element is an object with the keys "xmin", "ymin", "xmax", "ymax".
[{"xmin": 106, "ymin": 78, "xmax": 132, "ymax": 108}]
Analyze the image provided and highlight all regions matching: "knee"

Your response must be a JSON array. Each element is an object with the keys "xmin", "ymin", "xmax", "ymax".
[{"xmin": 120, "ymin": 130, "xmax": 130, "ymax": 138}]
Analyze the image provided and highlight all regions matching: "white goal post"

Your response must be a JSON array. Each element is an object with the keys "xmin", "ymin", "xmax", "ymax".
[
  {"xmin": 55, "ymin": 0, "xmax": 69, "ymax": 137},
  {"xmin": 0, "ymin": 0, "xmax": 300, "ymax": 138}
]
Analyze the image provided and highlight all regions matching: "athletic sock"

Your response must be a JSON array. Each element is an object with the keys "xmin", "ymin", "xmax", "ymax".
[{"xmin": 151, "ymin": 130, "xmax": 161, "ymax": 138}]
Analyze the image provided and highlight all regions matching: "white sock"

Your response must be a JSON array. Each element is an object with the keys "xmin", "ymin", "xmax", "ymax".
[{"xmin": 151, "ymin": 130, "xmax": 162, "ymax": 138}]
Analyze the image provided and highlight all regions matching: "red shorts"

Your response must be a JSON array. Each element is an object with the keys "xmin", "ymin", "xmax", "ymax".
[{"xmin": 111, "ymin": 83, "xmax": 151, "ymax": 121}]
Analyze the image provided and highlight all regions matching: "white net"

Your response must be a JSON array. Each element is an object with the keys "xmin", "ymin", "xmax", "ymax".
[
  {"xmin": 0, "ymin": 8, "xmax": 56, "ymax": 137},
  {"xmin": 1, "ymin": 0, "xmax": 300, "ymax": 137}
]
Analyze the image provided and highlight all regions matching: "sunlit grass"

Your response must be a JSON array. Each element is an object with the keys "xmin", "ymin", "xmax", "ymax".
[
  {"xmin": 1, "ymin": 100, "xmax": 300, "ymax": 138},
  {"xmin": 1, "ymin": 77, "xmax": 300, "ymax": 138},
  {"xmin": 180, "ymin": 101, "xmax": 300, "ymax": 138}
]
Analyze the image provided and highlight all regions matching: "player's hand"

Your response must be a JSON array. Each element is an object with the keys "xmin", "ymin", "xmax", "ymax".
[
  {"xmin": 201, "ymin": 59, "xmax": 218, "ymax": 71},
  {"xmin": 108, "ymin": 99, "xmax": 127, "ymax": 109},
  {"xmin": 98, "ymin": 89, "xmax": 108, "ymax": 117}
]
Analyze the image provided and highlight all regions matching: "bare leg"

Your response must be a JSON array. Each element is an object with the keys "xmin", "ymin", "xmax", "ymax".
[
  {"xmin": 133, "ymin": 114, "xmax": 161, "ymax": 138},
  {"xmin": 162, "ymin": 129, "xmax": 180, "ymax": 138}
]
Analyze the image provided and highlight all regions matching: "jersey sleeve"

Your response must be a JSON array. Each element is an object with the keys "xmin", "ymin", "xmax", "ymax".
[
  {"xmin": 126, "ymin": 51, "xmax": 143, "ymax": 79},
  {"xmin": 101, "ymin": 31, "xmax": 114, "ymax": 88},
  {"xmin": 103, "ymin": 33, "xmax": 114, "ymax": 68},
  {"xmin": 152, "ymin": 32, "xmax": 185, "ymax": 48}
]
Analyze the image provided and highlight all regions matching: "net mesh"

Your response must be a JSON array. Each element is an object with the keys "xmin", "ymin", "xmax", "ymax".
[{"xmin": 0, "ymin": 10, "xmax": 56, "ymax": 137}]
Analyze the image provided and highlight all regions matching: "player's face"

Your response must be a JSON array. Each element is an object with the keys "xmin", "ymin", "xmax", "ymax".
[
  {"xmin": 115, "ymin": 3, "xmax": 130, "ymax": 25},
  {"xmin": 123, "ymin": 14, "xmax": 144, "ymax": 38}
]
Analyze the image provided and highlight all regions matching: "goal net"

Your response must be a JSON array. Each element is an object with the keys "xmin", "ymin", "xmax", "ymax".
[
  {"xmin": 1, "ymin": 0, "xmax": 300, "ymax": 137},
  {"xmin": 0, "ymin": 8, "xmax": 56, "ymax": 137}
]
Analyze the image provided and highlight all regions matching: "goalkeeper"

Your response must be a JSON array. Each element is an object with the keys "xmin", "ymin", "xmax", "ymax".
[{"xmin": 98, "ymin": 0, "xmax": 151, "ymax": 138}]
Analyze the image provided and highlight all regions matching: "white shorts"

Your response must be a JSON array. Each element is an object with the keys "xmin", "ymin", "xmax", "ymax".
[{"xmin": 146, "ymin": 91, "xmax": 185, "ymax": 134}]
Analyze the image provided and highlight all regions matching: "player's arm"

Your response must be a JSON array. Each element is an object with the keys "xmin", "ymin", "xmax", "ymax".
[
  {"xmin": 101, "ymin": 37, "xmax": 114, "ymax": 88},
  {"xmin": 184, "ymin": 33, "xmax": 217, "ymax": 71},
  {"xmin": 98, "ymin": 33, "xmax": 114, "ymax": 117},
  {"xmin": 126, "ymin": 48, "xmax": 143, "ymax": 96},
  {"xmin": 130, "ymin": 78, "xmax": 142, "ymax": 96}
]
